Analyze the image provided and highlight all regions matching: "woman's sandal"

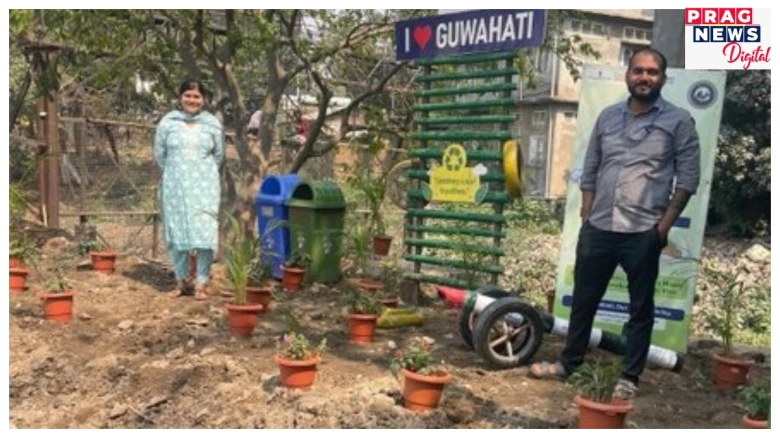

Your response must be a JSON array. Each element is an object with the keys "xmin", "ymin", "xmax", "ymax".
[
  {"xmin": 168, "ymin": 280, "xmax": 193, "ymax": 299},
  {"xmin": 194, "ymin": 284, "xmax": 209, "ymax": 301}
]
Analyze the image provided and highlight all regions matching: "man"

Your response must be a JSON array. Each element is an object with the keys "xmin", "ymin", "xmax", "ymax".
[{"xmin": 529, "ymin": 49, "xmax": 701, "ymax": 401}]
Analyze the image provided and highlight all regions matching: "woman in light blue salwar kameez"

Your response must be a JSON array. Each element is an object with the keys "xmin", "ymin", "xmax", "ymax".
[{"xmin": 154, "ymin": 79, "xmax": 224, "ymax": 300}]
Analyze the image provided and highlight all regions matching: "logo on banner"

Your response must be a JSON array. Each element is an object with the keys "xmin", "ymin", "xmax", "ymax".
[
  {"xmin": 687, "ymin": 81, "xmax": 717, "ymax": 108},
  {"xmin": 684, "ymin": 8, "xmax": 771, "ymax": 70}
]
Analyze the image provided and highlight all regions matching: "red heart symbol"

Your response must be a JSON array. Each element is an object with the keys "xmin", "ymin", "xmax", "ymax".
[{"xmin": 413, "ymin": 25, "xmax": 432, "ymax": 50}]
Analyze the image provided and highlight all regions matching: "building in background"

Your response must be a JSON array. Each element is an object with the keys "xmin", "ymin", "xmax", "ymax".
[{"xmin": 514, "ymin": 9, "xmax": 655, "ymax": 199}]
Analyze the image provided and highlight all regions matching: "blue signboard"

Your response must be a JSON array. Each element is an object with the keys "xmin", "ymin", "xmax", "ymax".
[{"xmin": 395, "ymin": 9, "xmax": 546, "ymax": 61}]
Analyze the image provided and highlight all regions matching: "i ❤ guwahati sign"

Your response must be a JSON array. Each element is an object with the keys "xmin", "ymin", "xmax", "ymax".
[{"xmin": 395, "ymin": 9, "xmax": 546, "ymax": 60}]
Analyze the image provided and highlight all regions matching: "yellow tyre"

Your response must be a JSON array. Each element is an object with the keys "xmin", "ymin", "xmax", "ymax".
[{"xmin": 503, "ymin": 139, "xmax": 524, "ymax": 198}]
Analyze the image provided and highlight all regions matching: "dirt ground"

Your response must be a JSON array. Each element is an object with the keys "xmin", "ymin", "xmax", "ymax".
[{"xmin": 9, "ymin": 246, "xmax": 768, "ymax": 430}]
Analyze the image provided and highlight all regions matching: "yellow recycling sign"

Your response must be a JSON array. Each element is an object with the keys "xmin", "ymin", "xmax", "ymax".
[{"xmin": 422, "ymin": 144, "xmax": 489, "ymax": 204}]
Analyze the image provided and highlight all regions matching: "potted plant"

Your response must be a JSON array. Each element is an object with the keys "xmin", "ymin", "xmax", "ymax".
[
  {"xmin": 390, "ymin": 337, "xmax": 451, "ymax": 412},
  {"xmin": 34, "ymin": 254, "xmax": 76, "ymax": 323},
  {"xmin": 703, "ymin": 265, "xmax": 755, "ymax": 390},
  {"xmin": 344, "ymin": 290, "xmax": 383, "ymax": 344},
  {"xmin": 9, "ymin": 231, "xmax": 33, "ymax": 294},
  {"xmin": 346, "ymin": 164, "xmax": 391, "ymax": 256},
  {"xmin": 221, "ymin": 215, "xmax": 264, "ymax": 336},
  {"xmin": 377, "ymin": 261, "xmax": 402, "ymax": 308},
  {"xmin": 83, "ymin": 238, "xmax": 118, "ymax": 273},
  {"xmin": 9, "ymin": 183, "xmax": 31, "ymax": 270},
  {"xmin": 9, "ymin": 184, "xmax": 34, "ymax": 291},
  {"xmin": 246, "ymin": 260, "xmax": 274, "ymax": 313},
  {"xmin": 345, "ymin": 221, "xmax": 383, "ymax": 292},
  {"xmin": 738, "ymin": 382, "xmax": 770, "ymax": 428},
  {"xmin": 566, "ymin": 359, "xmax": 632, "ymax": 429},
  {"xmin": 282, "ymin": 249, "xmax": 310, "ymax": 292},
  {"xmin": 275, "ymin": 330, "xmax": 327, "ymax": 390}
]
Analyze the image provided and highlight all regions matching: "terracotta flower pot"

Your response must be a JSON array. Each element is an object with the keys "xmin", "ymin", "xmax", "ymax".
[
  {"xmin": 357, "ymin": 278, "xmax": 383, "ymax": 294},
  {"xmin": 372, "ymin": 235, "xmax": 393, "ymax": 256},
  {"xmin": 742, "ymin": 414, "xmax": 768, "ymax": 429},
  {"xmin": 275, "ymin": 356, "xmax": 320, "ymax": 390},
  {"xmin": 281, "ymin": 266, "xmax": 305, "ymax": 292},
  {"xmin": 347, "ymin": 313, "xmax": 378, "ymax": 343},
  {"xmin": 9, "ymin": 267, "xmax": 29, "ymax": 294},
  {"xmin": 380, "ymin": 297, "xmax": 399, "ymax": 308},
  {"xmin": 10, "ymin": 258, "xmax": 22, "ymax": 269},
  {"xmin": 400, "ymin": 368, "xmax": 450, "ymax": 412},
  {"xmin": 90, "ymin": 250, "xmax": 117, "ymax": 273},
  {"xmin": 574, "ymin": 395, "xmax": 632, "ymax": 429},
  {"xmin": 713, "ymin": 353, "xmax": 754, "ymax": 390},
  {"xmin": 225, "ymin": 303, "xmax": 264, "ymax": 336},
  {"xmin": 37, "ymin": 290, "xmax": 76, "ymax": 323},
  {"xmin": 246, "ymin": 285, "xmax": 272, "ymax": 312}
]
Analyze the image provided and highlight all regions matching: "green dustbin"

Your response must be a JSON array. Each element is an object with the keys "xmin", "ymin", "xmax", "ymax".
[{"xmin": 285, "ymin": 180, "xmax": 346, "ymax": 284}]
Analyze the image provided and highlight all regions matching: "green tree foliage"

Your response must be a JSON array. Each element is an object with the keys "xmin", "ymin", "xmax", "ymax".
[{"xmin": 709, "ymin": 71, "xmax": 770, "ymax": 237}]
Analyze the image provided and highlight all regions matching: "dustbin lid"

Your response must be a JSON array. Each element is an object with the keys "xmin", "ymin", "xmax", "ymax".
[
  {"xmin": 286, "ymin": 180, "xmax": 346, "ymax": 209},
  {"xmin": 256, "ymin": 174, "xmax": 301, "ymax": 205}
]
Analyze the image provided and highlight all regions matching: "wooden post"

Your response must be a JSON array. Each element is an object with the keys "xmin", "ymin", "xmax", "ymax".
[
  {"xmin": 74, "ymin": 102, "xmax": 87, "ymax": 216},
  {"xmin": 35, "ymin": 96, "xmax": 48, "ymax": 225},
  {"xmin": 45, "ymin": 82, "xmax": 60, "ymax": 229}
]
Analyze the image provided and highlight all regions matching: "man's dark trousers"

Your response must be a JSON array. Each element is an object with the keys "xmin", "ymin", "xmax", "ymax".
[{"xmin": 560, "ymin": 220, "xmax": 663, "ymax": 384}]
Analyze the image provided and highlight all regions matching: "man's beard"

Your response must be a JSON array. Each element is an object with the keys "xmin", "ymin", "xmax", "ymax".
[{"xmin": 629, "ymin": 84, "xmax": 661, "ymax": 102}]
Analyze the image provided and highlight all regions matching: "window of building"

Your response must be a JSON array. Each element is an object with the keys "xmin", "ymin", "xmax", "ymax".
[
  {"xmin": 620, "ymin": 43, "xmax": 650, "ymax": 66},
  {"xmin": 563, "ymin": 111, "xmax": 577, "ymax": 119},
  {"xmin": 531, "ymin": 48, "xmax": 553, "ymax": 75},
  {"xmin": 532, "ymin": 110, "xmax": 547, "ymax": 127},
  {"xmin": 624, "ymin": 26, "xmax": 651, "ymax": 41},
  {"xmin": 570, "ymin": 19, "xmax": 607, "ymax": 36}
]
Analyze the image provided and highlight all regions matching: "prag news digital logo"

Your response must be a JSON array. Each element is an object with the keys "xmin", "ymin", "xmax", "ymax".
[{"xmin": 685, "ymin": 8, "xmax": 770, "ymax": 69}]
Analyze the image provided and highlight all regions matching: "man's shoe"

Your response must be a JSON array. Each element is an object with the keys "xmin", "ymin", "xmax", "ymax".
[{"xmin": 612, "ymin": 378, "xmax": 637, "ymax": 403}]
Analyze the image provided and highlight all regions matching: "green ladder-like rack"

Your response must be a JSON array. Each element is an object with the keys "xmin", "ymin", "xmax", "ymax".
[{"xmin": 403, "ymin": 51, "xmax": 519, "ymax": 297}]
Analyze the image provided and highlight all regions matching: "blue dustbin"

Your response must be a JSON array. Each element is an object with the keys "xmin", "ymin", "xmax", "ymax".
[{"xmin": 255, "ymin": 174, "xmax": 301, "ymax": 279}]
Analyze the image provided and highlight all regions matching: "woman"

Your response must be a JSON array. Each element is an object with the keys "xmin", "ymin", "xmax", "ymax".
[{"xmin": 154, "ymin": 79, "xmax": 224, "ymax": 300}]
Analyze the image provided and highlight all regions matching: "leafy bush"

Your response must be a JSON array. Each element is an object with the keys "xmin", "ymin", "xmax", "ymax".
[
  {"xmin": 390, "ymin": 337, "xmax": 446, "ymax": 377},
  {"xmin": 344, "ymin": 290, "xmax": 382, "ymax": 315},
  {"xmin": 708, "ymin": 70, "xmax": 770, "ymax": 237},
  {"xmin": 739, "ymin": 382, "xmax": 770, "ymax": 421},
  {"xmin": 276, "ymin": 332, "xmax": 327, "ymax": 361},
  {"xmin": 506, "ymin": 199, "xmax": 562, "ymax": 235}
]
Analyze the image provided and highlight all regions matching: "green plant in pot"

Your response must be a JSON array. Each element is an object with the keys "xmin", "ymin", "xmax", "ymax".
[
  {"xmin": 344, "ymin": 289, "xmax": 383, "ymax": 344},
  {"xmin": 9, "ymin": 183, "xmax": 35, "ymax": 269},
  {"xmin": 390, "ymin": 337, "xmax": 450, "ymax": 412},
  {"xmin": 346, "ymin": 163, "xmax": 391, "ymax": 256},
  {"xmin": 220, "ymin": 214, "xmax": 263, "ymax": 336},
  {"xmin": 282, "ymin": 249, "xmax": 310, "ymax": 292},
  {"xmin": 246, "ymin": 258, "xmax": 275, "ymax": 312},
  {"xmin": 566, "ymin": 359, "xmax": 632, "ymax": 429},
  {"xmin": 702, "ymin": 264, "xmax": 755, "ymax": 390},
  {"xmin": 738, "ymin": 382, "xmax": 770, "ymax": 428},
  {"xmin": 34, "ymin": 253, "xmax": 76, "ymax": 323},
  {"xmin": 377, "ymin": 260, "xmax": 402, "ymax": 307},
  {"xmin": 345, "ymin": 220, "xmax": 372, "ymax": 278},
  {"xmin": 9, "ymin": 231, "xmax": 34, "ymax": 293},
  {"xmin": 82, "ymin": 238, "xmax": 117, "ymax": 273},
  {"xmin": 274, "ymin": 310, "xmax": 327, "ymax": 390}
]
